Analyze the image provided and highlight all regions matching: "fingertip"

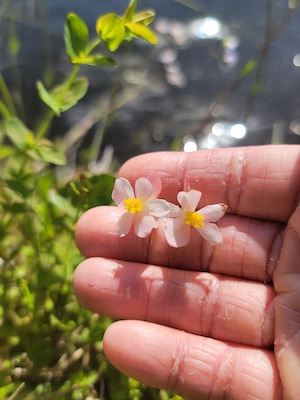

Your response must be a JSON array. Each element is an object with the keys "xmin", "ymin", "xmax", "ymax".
[
  {"xmin": 103, "ymin": 320, "xmax": 121, "ymax": 351},
  {"xmin": 103, "ymin": 320, "xmax": 167, "ymax": 387},
  {"xmin": 72, "ymin": 258, "xmax": 94, "ymax": 309},
  {"xmin": 75, "ymin": 206, "xmax": 121, "ymax": 257},
  {"xmin": 103, "ymin": 321, "xmax": 138, "ymax": 372},
  {"xmin": 74, "ymin": 207, "xmax": 99, "ymax": 255}
]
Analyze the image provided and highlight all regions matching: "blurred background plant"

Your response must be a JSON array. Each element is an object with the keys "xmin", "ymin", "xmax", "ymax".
[{"xmin": 0, "ymin": 1, "xmax": 183, "ymax": 398}]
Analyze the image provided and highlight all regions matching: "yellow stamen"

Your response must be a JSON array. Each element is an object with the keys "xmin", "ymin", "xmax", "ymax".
[
  {"xmin": 123, "ymin": 198, "xmax": 143, "ymax": 214},
  {"xmin": 184, "ymin": 211, "xmax": 204, "ymax": 228}
]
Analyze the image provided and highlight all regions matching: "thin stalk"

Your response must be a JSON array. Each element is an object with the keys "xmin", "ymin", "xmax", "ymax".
[
  {"xmin": 242, "ymin": 0, "xmax": 274, "ymax": 120},
  {"xmin": 86, "ymin": 37, "xmax": 102, "ymax": 55},
  {"xmin": 8, "ymin": 20, "xmax": 26, "ymax": 122},
  {"xmin": 8, "ymin": 382, "xmax": 25, "ymax": 400},
  {"xmin": 0, "ymin": 73, "xmax": 17, "ymax": 115},
  {"xmin": 88, "ymin": 115, "xmax": 110, "ymax": 163}
]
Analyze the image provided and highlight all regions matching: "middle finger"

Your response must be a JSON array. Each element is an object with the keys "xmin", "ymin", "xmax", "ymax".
[{"xmin": 75, "ymin": 206, "xmax": 283, "ymax": 282}]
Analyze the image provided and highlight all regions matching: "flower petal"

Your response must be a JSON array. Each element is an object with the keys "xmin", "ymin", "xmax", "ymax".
[
  {"xmin": 147, "ymin": 199, "xmax": 170, "ymax": 217},
  {"xmin": 147, "ymin": 173, "xmax": 162, "ymax": 199},
  {"xmin": 134, "ymin": 214, "xmax": 156, "ymax": 238},
  {"xmin": 165, "ymin": 217, "xmax": 190, "ymax": 247},
  {"xmin": 198, "ymin": 203, "xmax": 227, "ymax": 223},
  {"xmin": 117, "ymin": 211, "xmax": 134, "ymax": 237},
  {"xmin": 167, "ymin": 202, "xmax": 181, "ymax": 217},
  {"xmin": 135, "ymin": 177, "xmax": 153, "ymax": 202},
  {"xmin": 177, "ymin": 189, "xmax": 201, "ymax": 212},
  {"xmin": 195, "ymin": 222, "xmax": 223, "ymax": 245},
  {"xmin": 112, "ymin": 178, "xmax": 135, "ymax": 205}
]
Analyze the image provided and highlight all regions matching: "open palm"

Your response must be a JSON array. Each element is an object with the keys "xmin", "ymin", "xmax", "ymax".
[{"xmin": 73, "ymin": 145, "xmax": 300, "ymax": 400}]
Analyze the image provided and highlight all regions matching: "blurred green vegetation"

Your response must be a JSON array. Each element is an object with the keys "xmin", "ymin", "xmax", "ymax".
[{"xmin": 0, "ymin": 1, "xmax": 184, "ymax": 398}]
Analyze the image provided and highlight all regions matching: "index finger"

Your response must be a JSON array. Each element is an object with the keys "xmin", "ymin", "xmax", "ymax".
[{"xmin": 119, "ymin": 145, "xmax": 300, "ymax": 222}]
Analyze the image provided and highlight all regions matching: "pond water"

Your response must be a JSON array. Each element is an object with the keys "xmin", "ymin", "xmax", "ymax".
[{"xmin": 1, "ymin": 0, "xmax": 300, "ymax": 164}]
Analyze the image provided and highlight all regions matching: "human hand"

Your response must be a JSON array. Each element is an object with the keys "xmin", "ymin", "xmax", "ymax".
[{"xmin": 73, "ymin": 145, "xmax": 300, "ymax": 400}]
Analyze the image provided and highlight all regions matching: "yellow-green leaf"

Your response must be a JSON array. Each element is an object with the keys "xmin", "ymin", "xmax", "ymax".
[
  {"xmin": 5, "ymin": 117, "xmax": 32, "ymax": 149},
  {"xmin": 65, "ymin": 13, "xmax": 89, "ymax": 60},
  {"xmin": 70, "ymin": 54, "xmax": 117, "ymax": 67},
  {"xmin": 52, "ymin": 77, "xmax": 89, "ymax": 112},
  {"xmin": 38, "ymin": 78, "xmax": 89, "ymax": 116},
  {"xmin": 36, "ymin": 81, "xmax": 61, "ymax": 116},
  {"xmin": 28, "ymin": 139, "xmax": 66, "ymax": 166},
  {"xmin": 123, "ymin": 0, "xmax": 137, "ymax": 23},
  {"xmin": 96, "ymin": 14, "xmax": 125, "ymax": 52},
  {"xmin": 125, "ymin": 23, "xmax": 158, "ymax": 44},
  {"xmin": 132, "ymin": 10, "xmax": 155, "ymax": 26}
]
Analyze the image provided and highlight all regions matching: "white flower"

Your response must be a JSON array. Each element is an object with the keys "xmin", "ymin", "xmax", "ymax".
[
  {"xmin": 112, "ymin": 175, "xmax": 170, "ymax": 238},
  {"xmin": 165, "ymin": 189, "xmax": 227, "ymax": 247}
]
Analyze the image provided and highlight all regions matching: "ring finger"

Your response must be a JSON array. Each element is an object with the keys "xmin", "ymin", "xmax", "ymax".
[{"xmin": 73, "ymin": 257, "xmax": 275, "ymax": 347}]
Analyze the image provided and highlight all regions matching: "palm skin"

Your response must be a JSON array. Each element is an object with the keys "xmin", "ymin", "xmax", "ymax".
[{"xmin": 73, "ymin": 145, "xmax": 300, "ymax": 400}]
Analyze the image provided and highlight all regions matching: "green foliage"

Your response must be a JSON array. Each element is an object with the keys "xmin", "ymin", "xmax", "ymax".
[
  {"xmin": 96, "ymin": 14, "xmax": 126, "ymax": 52},
  {"xmin": 5, "ymin": 117, "xmax": 66, "ymax": 165},
  {"xmin": 64, "ymin": 13, "xmax": 116, "ymax": 67},
  {"xmin": 37, "ymin": 77, "xmax": 89, "ymax": 117},
  {"xmin": 65, "ymin": 13, "xmax": 90, "ymax": 60},
  {"xmin": 0, "ymin": 1, "xmax": 180, "ymax": 399},
  {"xmin": 96, "ymin": 0, "xmax": 157, "ymax": 52}
]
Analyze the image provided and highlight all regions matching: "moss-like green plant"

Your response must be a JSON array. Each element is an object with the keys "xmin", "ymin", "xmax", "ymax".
[{"xmin": 0, "ymin": 1, "xmax": 181, "ymax": 398}]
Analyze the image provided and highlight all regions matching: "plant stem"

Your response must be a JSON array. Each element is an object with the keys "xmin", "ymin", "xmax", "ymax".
[
  {"xmin": 36, "ymin": 65, "xmax": 81, "ymax": 140},
  {"xmin": 0, "ymin": 73, "xmax": 17, "ymax": 116},
  {"xmin": 86, "ymin": 38, "xmax": 102, "ymax": 55}
]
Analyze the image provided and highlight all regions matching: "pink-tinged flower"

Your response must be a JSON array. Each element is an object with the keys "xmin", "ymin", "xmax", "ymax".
[
  {"xmin": 165, "ymin": 189, "xmax": 227, "ymax": 247},
  {"xmin": 112, "ymin": 175, "xmax": 170, "ymax": 238}
]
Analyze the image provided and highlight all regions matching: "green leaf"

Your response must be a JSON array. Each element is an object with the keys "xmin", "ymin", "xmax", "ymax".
[
  {"xmin": 36, "ymin": 81, "xmax": 61, "ymax": 115},
  {"xmin": 96, "ymin": 14, "xmax": 126, "ymax": 51},
  {"xmin": 37, "ymin": 78, "xmax": 89, "ymax": 116},
  {"xmin": 5, "ymin": 117, "xmax": 32, "ymax": 149},
  {"xmin": 2, "ymin": 201, "xmax": 29, "ymax": 214},
  {"xmin": 125, "ymin": 23, "xmax": 158, "ymax": 44},
  {"xmin": 64, "ymin": 13, "xmax": 89, "ymax": 60},
  {"xmin": 52, "ymin": 77, "xmax": 89, "ymax": 113},
  {"xmin": 70, "ymin": 54, "xmax": 117, "ymax": 67},
  {"xmin": 123, "ymin": 0, "xmax": 137, "ymax": 23},
  {"xmin": 48, "ymin": 190, "xmax": 77, "ymax": 218},
  {"xmin": 5, "ymin": 174, "xmax": 34, "ymax": 197},
  {"xmin": 59, "ymin": 173, "xmax": 115, "ymax": 210},
  {"xmin": 0, "ymin": 383, "xmax": 16, "ymax": 398},
  {"xmin": 27, "ymin": 139, "xmax": 66, "ymax": 166}
]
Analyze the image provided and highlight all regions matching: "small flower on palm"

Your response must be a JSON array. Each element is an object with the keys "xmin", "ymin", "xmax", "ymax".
[
  {"xmin": 112, "ymin": 175, "xmax": 170, "ymax": 238},
  {"xmin": 165, "ymin": 189, "xmax": 227, "ymax": 247}
]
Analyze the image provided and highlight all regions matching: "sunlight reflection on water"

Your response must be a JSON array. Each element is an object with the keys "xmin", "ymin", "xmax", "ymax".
[{"xmin": 2, "ymin": 0, "xmax": 300, "ymax": 162}]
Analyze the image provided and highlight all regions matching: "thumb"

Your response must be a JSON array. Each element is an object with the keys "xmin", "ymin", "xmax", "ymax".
[{"xmin": 273, "ymin": 201, "xmax": 300, "ymax": 399}]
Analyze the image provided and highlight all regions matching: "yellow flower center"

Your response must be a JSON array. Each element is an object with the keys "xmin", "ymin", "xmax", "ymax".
[
  {"xmin": 184, "ymin": 211, "xmax": 204, "ymax": 228},
  {"xmin": 123, "ymin": 198, "xmax": 143, "ymax": 214}
]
